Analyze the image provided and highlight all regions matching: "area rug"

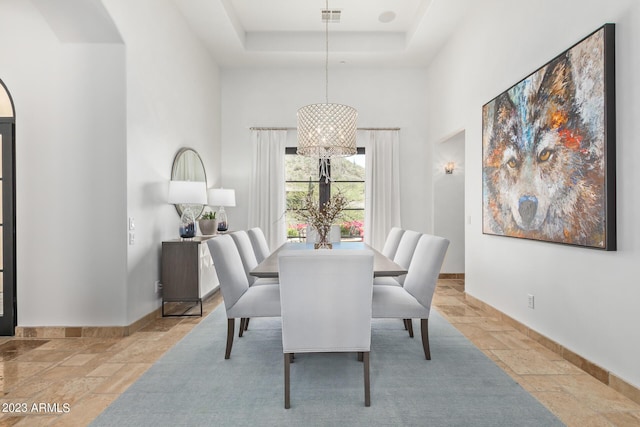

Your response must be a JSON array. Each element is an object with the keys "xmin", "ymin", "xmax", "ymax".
[{"xmin": 90, "ymin": 306, "xmax": 563, "ymax": 426}]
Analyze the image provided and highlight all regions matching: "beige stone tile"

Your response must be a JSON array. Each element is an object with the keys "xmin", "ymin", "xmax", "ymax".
[
  {"xmin": 0, "ymin": 363, "xmax": 53, "ymax": 382},
  {"xmin": 81, "ymin": 327, "xmax": 126, "ymax": 339},
  {"xmin": 518, "ymin": 374, "xmax": 570, "ymax": 393},
  {"xmin": 38, "ymin": 366, "xmax": 95, "ymax": 381},
  {"xmin": 82, "ymin": 340, "xmax": 120, "ymax": 354},
  {"xmin": 473, "ymin": 318, "xmax": 515, "ymax": 332},
  {"xmin": 0, "ymin": 415, "xmax": 26, "ymax": 426},
  {"xmin": 601, "ymin": 411, "xmax": 640, "ymax": 427},
  {"xmin": 32, "ymin": 377, "xmax": 105, "ymax": 406},
  {"xmin": 490, "ymin": 330, "xmax": 538, "ymax": 350},
  {"xmin": 531, "ymin": 391, "xmax": 613, "ymax": 427},
  {"xmin": 490, "ymin": 349, "xmax": 580, "ymax": 375},
  {"xmin": 86, "ymin": 363, "xmax": 125, "ymax": 377},
  {"xmin": 36, "ymin": 339, "xmax": 89, "ymax": 352},
  {"xmin": 13, "ymin": 351, "xmax": 75, "ymax": 364},
  {"xmin": 14, "ymin": 415, "xmax": 59, "ymax": 426},
  {"xmin": 92, "ymin": 363, "xmax": 151, "ymax": 394},
  {"xmin": 60, "ymin": 354, "xmax": 97, "ymax": 367},
  {"xmin": 1, "ymin": 377, "xmax": 55, "ymax": 399},
  {"xmin": 106, "ymin": 339, "xmax": 174, "ymax": 363},
  {"xmin": 433, "ymin": 295, "xmax": 466, "ymax": 306},
  {"xmin": 554, "ymin": 375, "xmax": 640, "ymax": 412},
  {"xmin": 458, "ymin": 328, "xmax": 512, "ymax": 350},
  {"xmin": 435, "ymin": 304, "xmax": 481, "ymax": 318}
]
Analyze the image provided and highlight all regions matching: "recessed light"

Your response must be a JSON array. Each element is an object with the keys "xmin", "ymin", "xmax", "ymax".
[{"xmin": 378, "ymin": 11, "xmax": 396, "ymax": 23}]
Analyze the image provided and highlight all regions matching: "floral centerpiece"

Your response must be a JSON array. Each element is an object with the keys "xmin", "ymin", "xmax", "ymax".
[{"xmin": 293, "ymin": 189, "xmax": 348, "ymax": 249}]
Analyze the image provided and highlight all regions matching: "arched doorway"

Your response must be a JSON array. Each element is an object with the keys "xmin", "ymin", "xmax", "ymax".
[{"xmin": 0, "ymin": 78, "xmax": 16, "ymax": 335}]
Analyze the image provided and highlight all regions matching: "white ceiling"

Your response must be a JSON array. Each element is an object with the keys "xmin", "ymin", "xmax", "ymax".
[{"xmin": 173, "ymin": 0, "xmax": 475, "ymax": 68}]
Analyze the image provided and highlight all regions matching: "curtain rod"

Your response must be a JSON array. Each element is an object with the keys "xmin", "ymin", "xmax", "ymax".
[{"xmin": 249, "ymin": 127, "xmax": 400, "ymax": 131}]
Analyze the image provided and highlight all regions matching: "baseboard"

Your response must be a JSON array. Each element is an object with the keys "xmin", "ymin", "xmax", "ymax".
[
  {"xmin": 439, "ymin": 273, "xmax": 465, "ymax": 279},
  {"xmin": 465, "ymin": 293, "xmax": 640, "ymax": 406},
  {"xmin": 14, "ymin": 290, "xmax": 222, "ymax": 339},
  {"xmin": 15, "ymin": 306, "xmax": 163, "ymax": 339}
]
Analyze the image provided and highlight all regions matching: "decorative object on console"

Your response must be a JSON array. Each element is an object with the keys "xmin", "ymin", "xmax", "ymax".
[
  {"xmin": 294, "ymin": 188, "xmax": 348, "ymax": 249},
  {"xmin": 198, "ymin": 210, "xmax": 218, "ymax": 236},
  {"xmin": 208, "ymin": 188, "xmax": 236, "ymax": 233},
  {"xmin": 482, "ymin": 23, "xmax": 616, "ymax": 250},
  {"xmin": 296, "ymin": 0, "xmax": 357, "ymax": 182},
  {"xmin": 168, "ymin": 180, "xmax": 207, "ymax": 238}
]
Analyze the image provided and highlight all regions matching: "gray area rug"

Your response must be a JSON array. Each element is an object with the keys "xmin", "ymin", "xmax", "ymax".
[{"xmin": 91, "ymin": 306, "xmax": 563, "ymax": 426}]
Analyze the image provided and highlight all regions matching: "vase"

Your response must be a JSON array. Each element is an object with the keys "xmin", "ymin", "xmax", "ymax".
[
  {"xmin": 198, "ymin": 219, "xmax": 218, "ymax": 236},
  {"xmin": 314, "ymin": 224, "xmax": 332, "ymax": 249},
  {"xmin": 179, "ymin": 208, "xmax": 197, "ymax": 239}
]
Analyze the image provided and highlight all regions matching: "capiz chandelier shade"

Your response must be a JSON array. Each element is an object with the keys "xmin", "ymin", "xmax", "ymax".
[{"xmin": 297, "ymin": 0, "xmax": 357, "ymax": 177}]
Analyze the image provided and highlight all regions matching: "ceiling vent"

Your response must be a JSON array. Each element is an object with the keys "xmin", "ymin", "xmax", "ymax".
[{"xmin": 321, "ymin": 9, "xmax": 341, "ymax": 23}]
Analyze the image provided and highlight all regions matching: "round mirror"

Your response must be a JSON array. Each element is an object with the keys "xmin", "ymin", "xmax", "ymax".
[{"xmin": 171, "ymin": 147, "xmax": 207, "ymax": 218}]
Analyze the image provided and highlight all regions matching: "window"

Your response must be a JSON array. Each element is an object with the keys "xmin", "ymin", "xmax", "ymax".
[{"xmin": 285, "ymin": 147, "xmax": 365, "ymax": 242}]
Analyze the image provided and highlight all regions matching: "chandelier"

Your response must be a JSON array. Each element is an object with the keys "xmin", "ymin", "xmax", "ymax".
[{"xmin": 297, "ymin": 0, "xmax": 357, "ymax": 180}]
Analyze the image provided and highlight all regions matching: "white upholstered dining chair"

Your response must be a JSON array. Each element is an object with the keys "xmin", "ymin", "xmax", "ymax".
[
  {"xmin": 372, "ymin": 233, "xmax": 449, "ymax": 360},
  {"xmin": 247, "ymin": 227, "xmax": 270, "ymax": 263},
  {"xmin": 381, "ymin": 227, "xmax": 405, "ymax": 259},
  {"xmin": 278, "ymin": 249, "xmax": 374, "ymax": 408},
  {"xmin": 207, "ymin": 234, "xmax": 281, "ymax": 359},
  {"xmin": 374, "ymin": 229, "xmax": 422, "ymax": 287},
  {"xmin": 230, "ymin": 230, "xmax": 278, "ymax": 334},
  {"xmin": 230, "ymin": 230, "xmax": 277, "ymax": 286}
]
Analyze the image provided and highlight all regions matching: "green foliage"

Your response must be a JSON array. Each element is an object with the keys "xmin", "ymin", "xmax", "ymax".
[{"xmin": 200, "ymin": 211, "xmax": 216, "ymax": 220}]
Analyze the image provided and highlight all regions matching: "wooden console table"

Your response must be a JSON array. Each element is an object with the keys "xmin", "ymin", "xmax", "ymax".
[{"xmin": 161, "ymin": 236, "xmax": 219, "ymax": 317}]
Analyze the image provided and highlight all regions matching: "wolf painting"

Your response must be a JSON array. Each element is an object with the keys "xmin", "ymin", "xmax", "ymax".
[{"xmin": 482, "ymin": 25, "xmax": 615, "ymax": 249}]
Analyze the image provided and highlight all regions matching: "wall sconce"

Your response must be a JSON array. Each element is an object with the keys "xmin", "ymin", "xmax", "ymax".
[{"xmin": 444, "ymin": 162, "xmax": 455, "ymax": 174}]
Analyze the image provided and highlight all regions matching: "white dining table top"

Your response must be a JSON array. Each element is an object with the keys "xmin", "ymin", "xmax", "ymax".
[{"xmin": 249, "ymin": 241, "xmax": 408, "ymax": 278}]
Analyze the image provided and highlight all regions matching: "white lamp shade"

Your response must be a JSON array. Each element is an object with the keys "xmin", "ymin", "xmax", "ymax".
[
  {"xmin": 208, "ymin": 188, "xmax": 236, "ymax": 207},
  {"xmin": 168, "ymin": 181, "xmax": 207, "ymax": 205}
]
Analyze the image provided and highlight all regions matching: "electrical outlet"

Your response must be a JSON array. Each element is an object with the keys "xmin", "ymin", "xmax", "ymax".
[
  {"xmin": 128, "ymin": 217, "xmax": 136, "ymax": 230},
  {"xmin": 128, "ymin": 232, "xmax": 135, "ymax": 245},
  {"xmin": 154, "ymin": 280, "xmax": 162, "ymax": 294},
  {"xmin": 527, "ymin": 294, "xmax": 535, "ymax": 309}
]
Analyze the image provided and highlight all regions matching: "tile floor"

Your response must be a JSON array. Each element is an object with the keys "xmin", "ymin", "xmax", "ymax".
[{"xmin": 0, "ymin": 280, "xmax": 638, "ymax": 426}]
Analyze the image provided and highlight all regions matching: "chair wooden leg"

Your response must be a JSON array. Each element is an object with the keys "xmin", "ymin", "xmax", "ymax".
[
  {"xmin": 421, "ymin": 318, "xmax": 431, "ymax": 360},
  {"xmin": 244, "ymin": 318, "xmax": 250, "ymax": 330},
  {"xmin": 406, "ymin": 319, "xmax": 414, "ymax": 338},
  {"xmin": 239, "ymin": 318, "xmax": 246, "ymax": 337},
  {"xmin": 284, "ymin": 353, "xmax": 291, "ymax": 409},
  {"xmin": 357, "ymin": 351, "xmax": 363, "ymax": 362},
  {"xmin": 363, "ymin": 351, "xmax": 371, "ymax": 407},
  {"xmin": 225, "ymin": 319, "xmax": 235, "ymax": 359},
  {"xmin": 403, "ymin": 319, "xmax": 408, "ymax": 330}
]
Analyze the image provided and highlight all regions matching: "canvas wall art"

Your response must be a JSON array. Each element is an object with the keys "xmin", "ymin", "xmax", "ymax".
[{"xmin": 482, "ymin": 24, "xmax": 616, "ymax": 250}]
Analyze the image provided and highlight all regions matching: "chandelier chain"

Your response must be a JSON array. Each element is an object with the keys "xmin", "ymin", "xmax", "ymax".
[{"xmin": 325, "ymin": 0, "xmax": 329, "ymax": 104}]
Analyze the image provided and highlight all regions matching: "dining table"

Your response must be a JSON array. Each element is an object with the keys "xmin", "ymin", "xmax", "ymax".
[{"xmin": 249, "ymin": 241, "xmax": 408, "ymax": 278}]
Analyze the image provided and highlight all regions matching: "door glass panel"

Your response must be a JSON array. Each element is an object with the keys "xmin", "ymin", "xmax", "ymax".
[{"xmin": 0, "ymin": 132, "xmax": 3, "ymax": 316}]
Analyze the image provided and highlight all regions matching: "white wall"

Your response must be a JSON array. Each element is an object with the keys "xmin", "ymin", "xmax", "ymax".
[
  {"xmin": 0, "ymin": 0, "xmax": 221, "ymax": 327},
  {"xmin": 433, "ymin": 131, "xmax": 465, "ymax": 273},
  {"xmin": 425, "ymin": 0, "xmax": 640, "ymax": 388},
  {"xmin": 103, "ymin": 0, "xmax": 221, "ymax": 325},
  {"xmin": 0, "ymin": 0, "xmax": 128, "ymax": 326},
  {"xmin": 220, "ymin": 68, "xmax": 431, "ymax": 239}
]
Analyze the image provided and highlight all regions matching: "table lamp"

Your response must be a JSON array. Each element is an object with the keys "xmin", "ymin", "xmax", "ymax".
[
  {"xmin": 208, "ymin": 188, "xmax": 236, "ymax": 233},
  {"xmin": 168, "ymin": 180, "xmax": 207, "ymax": 238}
]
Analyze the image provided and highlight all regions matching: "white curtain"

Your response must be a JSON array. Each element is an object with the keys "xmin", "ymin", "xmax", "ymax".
[
  {"xmin": 361, "ymin": 129, "xmax": 401, "ymax": 251},
  {"xmin": 248, "ymin": 129, "xmax": 288, "ymax": 250}
]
